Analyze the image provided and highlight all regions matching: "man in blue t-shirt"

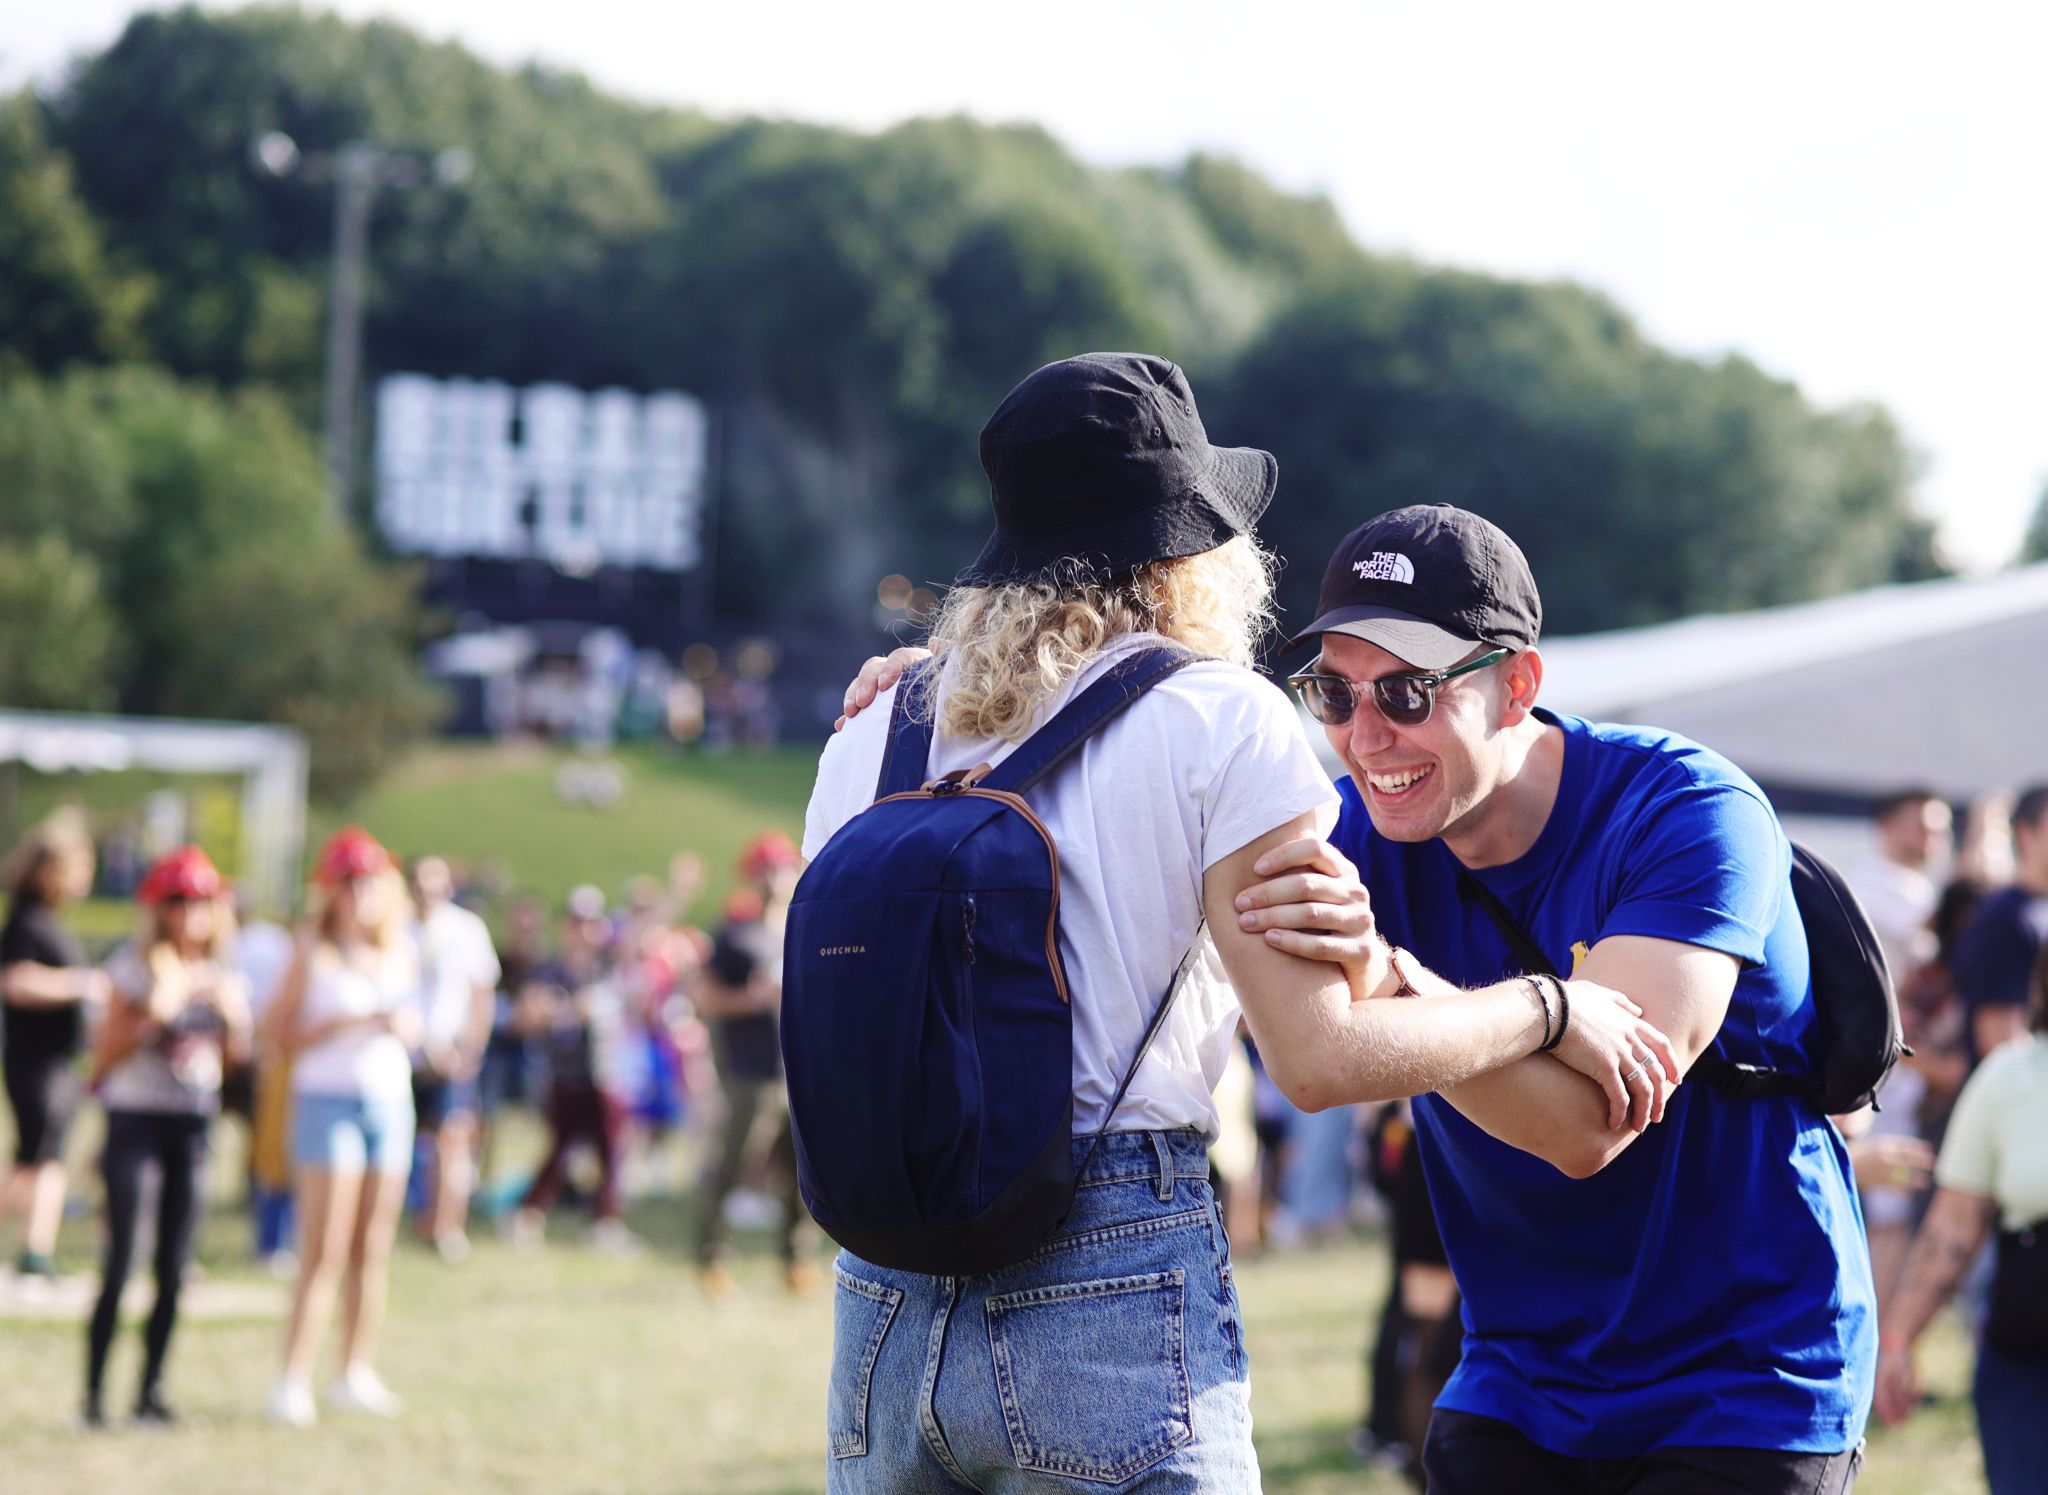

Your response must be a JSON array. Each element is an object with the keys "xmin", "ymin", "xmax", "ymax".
[
  {"xmin": 1239, "ymin": 505, "xmax": 1873, "ymax": 1493},
  {"xmin": 1951, "ymin": 784, "xmax": 2048, "ymax": 1068}
]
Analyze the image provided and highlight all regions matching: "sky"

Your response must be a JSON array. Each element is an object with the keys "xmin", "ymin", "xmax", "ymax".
[{"xmin": 7, "ymin": 1, "xmax": 2046, "ymax": 570}]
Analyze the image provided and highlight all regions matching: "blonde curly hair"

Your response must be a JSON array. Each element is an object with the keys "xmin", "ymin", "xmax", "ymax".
[{"xmin": 922, "ymin": 535, "xmax": 1278, "ymax": 741}]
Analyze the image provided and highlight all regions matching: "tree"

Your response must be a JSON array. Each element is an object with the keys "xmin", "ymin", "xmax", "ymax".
[
  {"xmin": 0, "ymin": 93, "xmax": 147, "ymax": 371},
  {"xmin": 0, "ymin": 366, "xmax": 441, "ymax": 799},
  {"xmin": 0, "ymin": 534, "xmax": 123, "ymax": 711},
  {"xmin": 1210, "ymin": 268, "xmax": 1936, "ymax": 637}
]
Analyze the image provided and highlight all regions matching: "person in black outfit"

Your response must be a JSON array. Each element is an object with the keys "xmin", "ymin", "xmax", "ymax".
[
  {"xmin": 1, "ymin": 816, "xmax": 109, "ymax": 1279},
  {"xmin": 82, "ymin": 847, "xmax": 250, "ymax": 1427}
]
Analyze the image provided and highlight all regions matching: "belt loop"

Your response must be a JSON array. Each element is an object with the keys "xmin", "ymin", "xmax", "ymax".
[{"xmin": 1150, "ymin": 1131, "xmax": 1174, "ymax": 1202}]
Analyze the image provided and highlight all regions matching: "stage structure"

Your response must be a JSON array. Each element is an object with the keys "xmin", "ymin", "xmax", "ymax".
[{"xmin": 0, "ymin": 712, "xmax": 308, "ymax": 916}]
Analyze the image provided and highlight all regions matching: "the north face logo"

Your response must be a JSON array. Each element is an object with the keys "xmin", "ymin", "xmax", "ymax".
[{"xmin": 1353, "ymin": 552, "xmax": 1416, "ymax": 584}]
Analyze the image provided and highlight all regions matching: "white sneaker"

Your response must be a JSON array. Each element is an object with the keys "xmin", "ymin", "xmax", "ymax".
[
  {"xmin": 586, "ymin": 1218, "xmax": 643, "ymax": 1256},
  {"xmin": 326, "ymin": 1364, "xmax": 404, "ymax": 1418},
  {"xmin": 267, "ymin": 1378, "xmax": 317, "ymax": 1428},
  {"xmin": 499, "ymin": 1207, "xmax": 545, "ymax": 1250},
  {"xmin": 432, "ymin": 1229, "xmax": 472, "ymax": 1265}
]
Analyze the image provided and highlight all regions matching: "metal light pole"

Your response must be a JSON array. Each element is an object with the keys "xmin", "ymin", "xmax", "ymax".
[{"xmin": 252, "ymin": 132, "xmax": 471, "ymax": 526}]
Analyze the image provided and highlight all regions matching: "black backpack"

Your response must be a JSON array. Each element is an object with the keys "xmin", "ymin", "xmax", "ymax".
[{"xmin": 1456, "ymin": 840, "xmax": 1907, "ymax": 1116}]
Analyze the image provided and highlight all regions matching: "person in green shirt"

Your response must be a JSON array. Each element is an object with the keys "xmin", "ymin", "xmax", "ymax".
[{"xmin": 1877, "ymin": 943, "xmax": 2048, "ymax": 1494}]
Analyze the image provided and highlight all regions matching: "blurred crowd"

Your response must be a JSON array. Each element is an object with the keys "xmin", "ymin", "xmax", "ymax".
[
  {"xmin": 0, "ymin": 811, "xmax": 813, "ymax": 1430},
  {"xmin": 3, "ymin": 781, "xmax": 2044, "ymax": 1474}
]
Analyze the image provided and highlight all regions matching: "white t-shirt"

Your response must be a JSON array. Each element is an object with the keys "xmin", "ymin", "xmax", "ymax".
[
  {"xmin": 99, "ymin": 945, "xmax": 239, "ymax": 1116},
  {"xmin": 292, "ymin": 943, "xmax": 417, "ymax": 1102},
  {"xmin": 411, "ymin": 901, "xmax": 502, "ymax": 1051},
  {"xmin": 1849, "ymin": 853, "xmax": 1937, "ymax": 989},
  {"xmin": 802, "ymin": 634, "xmax": 1340, "ymax": 1139}
]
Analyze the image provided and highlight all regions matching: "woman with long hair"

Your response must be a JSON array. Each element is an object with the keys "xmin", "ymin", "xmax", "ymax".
[
  {"xmin": 799, "ymin": 353, "xmax": 1673, "ymax": 1491},
  {"xmin": 83, "ymin": 847, "xmax": 250, "ymax": 1427},
  {"xmin": 265, "ymin": 827, "xmax": 419, "ymax": 1427},
  {"xmin": 1876, "ymin": 942, "xmax": 2048, "ymax": 1493},
  {"xmin": 1, "ymin": 813, "xmax": 109, "ymax": 1282}
]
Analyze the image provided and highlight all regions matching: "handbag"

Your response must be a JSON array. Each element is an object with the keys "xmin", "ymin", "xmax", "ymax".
[{"xmin": 1985, "ymin": 1219, "xmax": 2048, "ymax": 1363}]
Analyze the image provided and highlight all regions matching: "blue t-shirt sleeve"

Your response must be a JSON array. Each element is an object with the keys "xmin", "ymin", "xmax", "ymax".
[
  {"xmin": 1955, "ymin": 899, "xmax": 2041, "ymax": 1015},
  {"xmin": 1598, "ymin": 779, "xmax": 1782, "ymax": 965}
]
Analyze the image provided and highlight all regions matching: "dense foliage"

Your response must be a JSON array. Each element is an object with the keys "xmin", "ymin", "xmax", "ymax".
[{"xmin": 0, "ymin": 4, "xmax": 1957, "ymax": 791}]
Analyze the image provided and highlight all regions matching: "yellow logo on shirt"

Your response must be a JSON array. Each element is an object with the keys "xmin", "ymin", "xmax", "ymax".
[{"xmin": 1570, "ymin": 941, "xmax": 1592, "ymax": 976}]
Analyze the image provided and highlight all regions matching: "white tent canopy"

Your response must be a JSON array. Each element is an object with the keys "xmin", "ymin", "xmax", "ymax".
[
  {"xmin": 1536, "ymin": 563, "xmax": 2048, "ymax": 802},
  {"xmin": 0, "ymin": 711, "xmax": 308, "ymax": 914}
]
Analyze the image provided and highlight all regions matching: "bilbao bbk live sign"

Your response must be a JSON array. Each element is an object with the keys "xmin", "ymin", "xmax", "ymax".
[{"xmin": 374, "ymin": 375, "xmax": 709, "ymax": 575}]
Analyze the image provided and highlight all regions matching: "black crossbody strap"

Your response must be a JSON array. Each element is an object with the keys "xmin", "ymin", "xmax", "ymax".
[
  {"xmin": 1453, "ymin": 862, "xmax": 1793, "ymax": 1098},
  {"xmin": 1454, "ymin": 867, "xmax": 1559, "ymax": 979}
]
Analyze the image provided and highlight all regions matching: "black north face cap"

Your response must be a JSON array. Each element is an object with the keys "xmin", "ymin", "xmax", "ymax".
[{"xmin": 1283, "ymin": 504, "xmax": 1542, "ymax": 667}]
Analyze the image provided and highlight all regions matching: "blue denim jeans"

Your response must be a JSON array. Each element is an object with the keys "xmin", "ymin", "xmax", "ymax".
[
  {"xmin": 825, "ymin": 1129, "xmax": 1259, "ymax": 1493},
  {"xmin": 1974, "ymin": 1342, "xmax": 2048, "ymax": 1495}
]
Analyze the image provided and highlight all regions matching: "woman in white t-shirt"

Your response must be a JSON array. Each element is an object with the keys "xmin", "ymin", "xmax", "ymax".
[
  {"xmin": 803, "ymin": 354, "xmax": 1672, "ymax": 1493},
  {"xmin": 265, "ymin": 827, "xmax": 420, "ymax": 1427}
]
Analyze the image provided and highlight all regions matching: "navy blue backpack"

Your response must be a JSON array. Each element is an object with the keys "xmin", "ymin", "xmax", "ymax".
[{"xmin": 781, "ymin": 645, "xmax": 1199, "ymax": 1275}]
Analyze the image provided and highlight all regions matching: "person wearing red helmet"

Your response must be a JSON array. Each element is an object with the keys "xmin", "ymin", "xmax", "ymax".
[
  {"xmin": 83, "ymin": 846, "xmax": 251, "ymax": 1428},
  {"xmin": 690, "ymin": 829, "xmax": 817, "ymax": 1297},
  {"xmin": 265, "ymin": 828, "xmax": 420, "ymax": 1427}
]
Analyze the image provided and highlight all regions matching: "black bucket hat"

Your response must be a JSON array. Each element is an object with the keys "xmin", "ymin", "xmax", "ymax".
[{"xmin": 954, "ymin": 353, "xmax": 1278, "ymax": 587}]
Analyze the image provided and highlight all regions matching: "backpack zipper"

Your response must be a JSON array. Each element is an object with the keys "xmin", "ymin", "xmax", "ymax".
[
  {"xmin": 871, "ymin": 785, "xmax": 1071, "ymax": 1003},
  {"xmin": 962, "ymin": 897, "xmax": 976, "ymax": 965}
]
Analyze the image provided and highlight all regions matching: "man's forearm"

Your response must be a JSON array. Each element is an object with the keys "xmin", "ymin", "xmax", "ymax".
[{"xmin": 1438, "ymin": 1057, "xmax": 1626, "ymax": 1178}]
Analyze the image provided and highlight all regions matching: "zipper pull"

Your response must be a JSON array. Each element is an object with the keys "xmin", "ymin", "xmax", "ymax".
[{"xmin": 963, "ymin": 897, "xmax": 976, "ymax": 964}]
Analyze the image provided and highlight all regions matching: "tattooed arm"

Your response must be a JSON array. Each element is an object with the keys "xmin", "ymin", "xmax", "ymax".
[{"xmin": 1873, "ymin": 1185, "xmax": 1997, "ymax": 1426}]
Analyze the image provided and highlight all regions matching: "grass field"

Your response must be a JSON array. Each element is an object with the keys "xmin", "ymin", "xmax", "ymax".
[
  {"xmin": 0, "ymin": 1105, "xmax": 1993, "ymax": 1494},
  {"xmin": 1, "ymin": 741, "xmax": 1994, "ymax": 1491},
  {"xmin": 16, "ymin": 740, "xmax": 820, "ymax": 939}
]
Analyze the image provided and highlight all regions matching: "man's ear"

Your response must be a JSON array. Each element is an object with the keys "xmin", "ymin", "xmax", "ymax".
[{"xmin": 1501, "ymin": 647, "xmax": 1543, "ymax": 726}]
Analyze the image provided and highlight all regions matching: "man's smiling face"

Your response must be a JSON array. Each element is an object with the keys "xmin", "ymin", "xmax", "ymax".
[{"xmin": 1317, "ymin": 631, "xmax": 1514, "ymax": 847}]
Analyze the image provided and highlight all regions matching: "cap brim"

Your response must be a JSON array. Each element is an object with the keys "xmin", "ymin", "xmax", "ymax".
[{"xmin": 1280, "ymin": 605, "xmax": 1479, "ymax": 669}]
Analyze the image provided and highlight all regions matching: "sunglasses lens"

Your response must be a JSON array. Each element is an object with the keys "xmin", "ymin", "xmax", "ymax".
[
  {"xmin": 1297, "ymin": 678, "xmax": 1355, "ymax": 726},
  {"xmin": 1375, "ymin": 677, "xmax": 1432, "ymax": 726}
]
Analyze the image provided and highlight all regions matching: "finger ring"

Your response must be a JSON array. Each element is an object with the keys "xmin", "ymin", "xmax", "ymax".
[{"xmin": 1624, "ymin": 1063, "xmax": 1648, "ymax": 1085}]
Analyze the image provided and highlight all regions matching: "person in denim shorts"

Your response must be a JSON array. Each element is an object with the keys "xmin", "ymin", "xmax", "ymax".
[
  {"xmin": 264, "ymin": 828, "xmax": 420, "ymax": 1428},
  {"xmin": 809, "ymin": 355, "xmax": 1673, "ymax": 1491}
]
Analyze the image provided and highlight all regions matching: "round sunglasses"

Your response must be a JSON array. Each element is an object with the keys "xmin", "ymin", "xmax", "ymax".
[{"xmin": 1287, "ymin": 648, "xmax": 1509, "ymax": 728}]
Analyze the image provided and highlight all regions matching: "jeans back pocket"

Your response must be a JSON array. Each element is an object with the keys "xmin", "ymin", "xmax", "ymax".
[
  {"xmin": 986, "ymin": 1268, "xmax": 1192, "ymax": 1484},
  {"xmin": 828, "ymin": 1265, "xmax": 904, "ymax": 1459}
]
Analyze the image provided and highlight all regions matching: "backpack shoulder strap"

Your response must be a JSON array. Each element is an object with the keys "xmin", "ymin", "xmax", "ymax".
[
  {"xmin": 1074, "ymin": 923, "xmax": 1208, "ymax": 1173},
  {"xmin": 874, "ymin": 661, "xmax": 940, "ymax": 801},
  {"xmin": 981, "ymin": 645, "xmax": 1199, "ymax": 796}
]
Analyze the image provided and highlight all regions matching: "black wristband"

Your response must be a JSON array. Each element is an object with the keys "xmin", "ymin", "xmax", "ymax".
[
  {"xmin": 1525, "ymin": 975, "xmax": 1554, "ymax": 1051},
  {"xmin": 1539, "ymin": 975, "xmax": 1569, "ymax": 1052}
]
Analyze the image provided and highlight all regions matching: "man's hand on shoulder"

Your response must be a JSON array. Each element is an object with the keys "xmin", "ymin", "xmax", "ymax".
[{"xmin": 835, "ymin": 647, "xmax": 930, "ymax": 730}]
